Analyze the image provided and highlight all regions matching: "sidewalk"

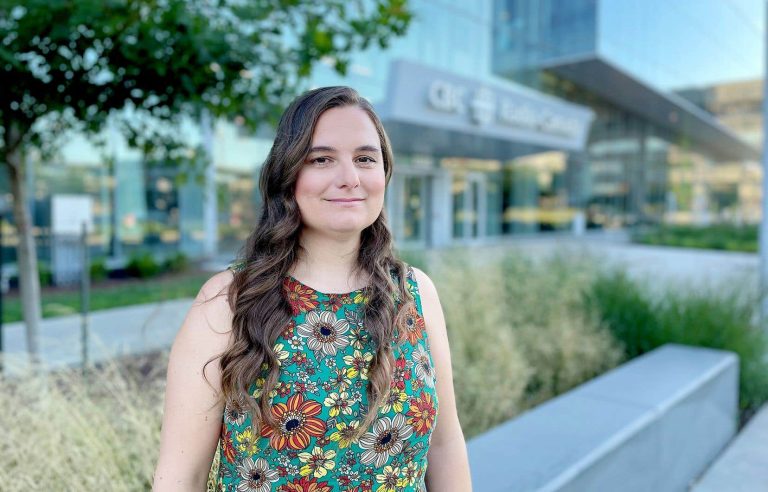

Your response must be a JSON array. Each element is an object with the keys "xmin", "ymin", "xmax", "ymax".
[
  {"xmin": 502, "ymin": 232, "xmax": 758, "ymax": 295},
  {"xmin": 1, "ymin": 298, "xmax": 193, "ymax": 376},
  {"xmin": 691, "ymin": 403, "xmax": 768, "ymax": 492}
]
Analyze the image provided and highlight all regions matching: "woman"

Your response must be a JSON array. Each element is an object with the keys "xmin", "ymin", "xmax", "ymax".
[{"xmin": 153, "ymin": 86, "xmax": 472, "ymax": 491}]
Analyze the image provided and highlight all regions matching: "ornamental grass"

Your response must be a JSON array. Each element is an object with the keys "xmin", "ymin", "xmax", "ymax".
[
  {"xmin": 426, "ymin": 248, "xmax": 623, "ymax": 438},
  {"xmin": 3, "ymin": 246, "xmax": 719, "ymax": 487},
  {"xmin": 0, "ymin": 352, "xmax": 167, "ymax": 491},
  {"xmin": 585, "ymin": 269, "xmax": 768, "ymax": 426}
]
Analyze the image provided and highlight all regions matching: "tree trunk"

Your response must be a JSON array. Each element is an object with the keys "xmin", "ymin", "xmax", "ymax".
[{"xmin": 4, "ymin": 122, "xmax": 42, "ymax": 367}]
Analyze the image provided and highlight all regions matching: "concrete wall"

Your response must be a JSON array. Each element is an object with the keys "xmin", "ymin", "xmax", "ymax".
[
  {"xmin": 467, "ymin": 344, "xmax": 739, "ymax": 492},
  {"xmin": 692, "ymin": 402, "xmax": 768, "ymax": 491}
]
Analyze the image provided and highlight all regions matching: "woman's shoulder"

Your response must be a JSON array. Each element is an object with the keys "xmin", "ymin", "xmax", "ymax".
[
  {"xmin": 199, "ymin": 269, "xmax": 236, "ymax": 302},
  {"xmin": 179, "ymin": 269, "xmax": 237, "ymax": 347}
]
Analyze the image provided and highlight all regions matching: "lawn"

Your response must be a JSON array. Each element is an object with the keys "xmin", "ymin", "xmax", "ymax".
[
  {"xmin": 632, "ymin": 224, "xmax": 758, "ymax": 252},
  {"xmin": 2, "ymin": 269, "xmax": 213, "ymax": 324}
]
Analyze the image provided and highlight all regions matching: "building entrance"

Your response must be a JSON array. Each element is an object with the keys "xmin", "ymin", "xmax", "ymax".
[
  {"xmin": 452, "ymin": 171, "xmax": 487, "ymax": 241},
  {"xmin": 388, "ymin": 170, "xmax": 433, "ymax": 248}
]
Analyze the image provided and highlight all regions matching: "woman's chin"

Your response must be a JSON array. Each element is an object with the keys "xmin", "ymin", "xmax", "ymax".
[{"xmin": 306, "ymin": 218, "xmax": 374, "ymax": 236}]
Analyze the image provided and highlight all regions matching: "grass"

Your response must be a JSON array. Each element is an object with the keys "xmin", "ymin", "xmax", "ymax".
[
  {"xmin": 585, "ymin": 269, "xmax": 768, "ymax": 425},
  {"xmin": 2, "ymin": 270, "xmax": 212, "ymax": 324},
  {"xmin": 423, "ymin": 247, "xmax": 623, "ymax": 437},
  {"xmin": 633, "ymin": 224, "xmax": 758, "ymax": 252},
  {"xmin": 0, "ymin": 351, "xmax": 168, "ymax": 491}
]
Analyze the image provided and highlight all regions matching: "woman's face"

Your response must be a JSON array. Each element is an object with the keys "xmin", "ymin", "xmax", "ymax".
[{"xmin": 294, "ymin": 105, "xmax": 387, "ymax": 237}]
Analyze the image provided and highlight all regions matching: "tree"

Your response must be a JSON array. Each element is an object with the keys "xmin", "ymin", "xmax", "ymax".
[{"xmin": 0, "ymin": 0, "xmax": 412, "ymax": 364}]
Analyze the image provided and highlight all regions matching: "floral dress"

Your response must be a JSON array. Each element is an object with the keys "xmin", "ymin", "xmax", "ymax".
[{"xmin": 213, "ymin": 263, "xmax": 439, "ymax": 492}]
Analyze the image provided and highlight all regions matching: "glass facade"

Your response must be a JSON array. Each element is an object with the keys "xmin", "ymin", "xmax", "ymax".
[
  {"xmin": 3, "ymin": 0, "xmax": 762, "ymax": 275},
  {"xmin": 311, "ymin": 0, "xmax": 496, "ymax": 100},
  {"xmin": 309, "ymin": 0, "xmax": 594, "ymax": 245},
  {"xmin": 494, "ymin": 0, "xmax": 763, "ymax": 93},
  {"xmin": 493, "ymin": 0, "xmax": 598, "ymax": 76},
  {"xmin": 493, "ymin": 0, "xmax": 763, "ymax": 227}
]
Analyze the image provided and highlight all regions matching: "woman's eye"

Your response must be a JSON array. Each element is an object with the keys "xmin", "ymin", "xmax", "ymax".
[
  {"xmin": 357, "ymin": 156, "xmax": 376, "ymax": 165},
  {"xmin": 310, "ymin": 157, "xmax": 330, "ymax": 165}
]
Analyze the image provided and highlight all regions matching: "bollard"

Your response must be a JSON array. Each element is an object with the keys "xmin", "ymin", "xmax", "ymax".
[{"xmin": 80, "ymin": 222, "xmax": 90, "ymax": 376}]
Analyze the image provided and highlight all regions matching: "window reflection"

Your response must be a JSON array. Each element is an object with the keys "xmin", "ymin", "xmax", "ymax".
[{"xmin": 502, "ymin": 151, "xmax": 573, "ymax": 233}]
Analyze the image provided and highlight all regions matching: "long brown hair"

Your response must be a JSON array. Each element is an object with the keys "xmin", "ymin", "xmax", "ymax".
[{"xmin": 206, "ymin": 86, "xmax": 413, "ymax": 440}]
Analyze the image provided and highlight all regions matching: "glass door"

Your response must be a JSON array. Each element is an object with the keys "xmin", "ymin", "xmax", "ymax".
[
  {"xmin": 388, "ymin": 172, "xmax": 432, "ymax": 247},
  {"xmin": 452, "ymin": 172, "xmax": 487, "ymax": 240}
]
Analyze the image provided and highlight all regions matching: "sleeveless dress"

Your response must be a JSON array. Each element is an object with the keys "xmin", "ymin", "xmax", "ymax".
[{"xmin": 212, "ymin": 263, "xmax": 439, "ymax": 492}]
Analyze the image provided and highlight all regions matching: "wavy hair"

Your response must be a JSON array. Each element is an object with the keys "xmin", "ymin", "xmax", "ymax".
[{"xmin": 205, "ymin": 86, "xmax": 414, "ymax": 440}]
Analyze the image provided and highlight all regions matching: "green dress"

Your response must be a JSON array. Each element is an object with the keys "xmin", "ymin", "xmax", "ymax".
[{"xmin": 214, "ymin": 263, "xmax": 438, "ymax": 492}]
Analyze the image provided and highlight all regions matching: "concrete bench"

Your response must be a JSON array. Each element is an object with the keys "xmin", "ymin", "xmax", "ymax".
[
  {"xmin": 691, "ymin": 402, "xmax": 768, "ymax": 492},
  {"xmin": 467, "ymin": 344, "xmax": 739, "ymax": 492}
]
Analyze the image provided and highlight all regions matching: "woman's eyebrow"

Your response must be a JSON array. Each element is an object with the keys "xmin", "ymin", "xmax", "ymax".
[
  {"xmin": 355, "ymin": 145, "xmax": 381, "ymax": 153},
  {"xmin": 308, "ymin": 145, "xmax": 381, "ymax": 153},
  {"xmin": 308, "ymin": 145, "xmax": 336, "ymax": 153}
]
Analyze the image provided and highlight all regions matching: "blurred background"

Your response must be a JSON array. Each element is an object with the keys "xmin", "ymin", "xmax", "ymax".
[
  {"xmin": 2, "ymin": 0, "xmax": 764, "ymax": 268},
  {"xmin": 1, "ymin": 1, "xmax": 767, "ymax": 490}
]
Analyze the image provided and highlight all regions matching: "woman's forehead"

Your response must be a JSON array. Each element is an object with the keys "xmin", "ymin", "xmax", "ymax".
[{"xmin": 312, "ymin": 107, "xmax": 379, "ymax": 141}]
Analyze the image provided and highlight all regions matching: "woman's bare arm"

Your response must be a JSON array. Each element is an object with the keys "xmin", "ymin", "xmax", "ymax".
[
  {"xmin": 153, "ymin": 270, "xmax": 235, "ymax": 491},
  {"xmin": 413, "ymin": 268, "xmax": 473, "ymax": 491}
]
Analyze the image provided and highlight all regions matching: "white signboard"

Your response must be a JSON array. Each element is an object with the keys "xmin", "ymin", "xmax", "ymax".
[
  {"xmin": 379, "ymin": 59, "xmax": 595, "ymax": 151},
  {"xmin": 52, "ymin": 194, "xmax": 94, "ymax": 235}
]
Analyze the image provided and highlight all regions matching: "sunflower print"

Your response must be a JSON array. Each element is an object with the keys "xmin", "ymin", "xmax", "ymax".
[
  {"xmin": 260, "ymin": 393, "xmax": 327, "ymax": 451},
  {"xmin": 216, "ymin": 264, "xmax": 438, "ymax": 492}
]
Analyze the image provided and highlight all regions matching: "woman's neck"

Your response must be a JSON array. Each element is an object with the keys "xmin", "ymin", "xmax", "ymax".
[{"xmin": 290, "ymin": 230, "xmax": 368, "ymax": 292}]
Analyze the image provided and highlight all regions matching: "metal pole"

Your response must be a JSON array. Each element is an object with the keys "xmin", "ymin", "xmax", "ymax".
[
  {"xmin": 200, "ymin": 109, "xmax": 218, "ymax": 260},
  {"xmin": 80, "ymin": 222, "xmax": 90, "ymax": 376},
  {"xmin": 0, "ymin": 213, "xmax": 4, "ymax": 375},
  {"xmin": 761, "ymin": 0, "xmax": 768, "ymax": 331},
  {"xmin": 762, "ymin": 0, "xmax": 768, "ymax": 327}
]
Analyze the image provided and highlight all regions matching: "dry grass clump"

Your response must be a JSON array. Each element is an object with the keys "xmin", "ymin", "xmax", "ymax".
[
  {"xmin": 0, "ymin": 351, "xmax": 169, "ymax": 491},
  {"xmin": 429, "ymin": 247, "xmax": 623, "ymax": 437}
]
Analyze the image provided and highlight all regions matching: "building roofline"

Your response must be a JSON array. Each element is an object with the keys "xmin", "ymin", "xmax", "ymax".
[{"xmin": 536, "ymin": 56, "xmax": 760, "ymax": 161}]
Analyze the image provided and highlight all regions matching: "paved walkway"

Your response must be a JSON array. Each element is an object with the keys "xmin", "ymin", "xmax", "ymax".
[
  {"xmin": 496, "ymin": 232, "xmax": 758, "ymax": 296},
  {"xmin": 1, "ymin": 298, "xmax": 193, "ymax": 376},
  {"xmin": 691, "ymin": 403, "xmax": 768, "ymax": 492}
]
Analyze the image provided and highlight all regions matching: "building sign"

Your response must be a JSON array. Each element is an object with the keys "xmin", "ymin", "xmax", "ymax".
[
  {"xmin": 377, "ymin": 60, "xmax": 594, "ymax": 151},
  {"xmin": 52, "ymin": 194, "xmax": 93, "ymax": 235}
]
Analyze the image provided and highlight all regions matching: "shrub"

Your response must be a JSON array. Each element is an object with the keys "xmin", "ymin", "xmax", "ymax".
[
  {"xmin": 38, "ymin": 260, "xmax": 52, "ymax": 286},
  {"xmin": 585, "ymin": 269, "xmax": 768, "ymax": 423},
  {"xmin": 0, "ymin": 245, "xmax": 634, "ymax": 487},
  {"xmin": 90, "ymin": 257, "xmax": 108, "ymax": 282},
  {"xmin": 126, "ymin": 251, "xmax": 161, "ymax": 278},
  {"xmin": 396, "ymin": 247, "xmax": 429, "ymax": 273},
  {"xmin": 161, "ymin": 251, "xmax": 189, "ymax": 273}
]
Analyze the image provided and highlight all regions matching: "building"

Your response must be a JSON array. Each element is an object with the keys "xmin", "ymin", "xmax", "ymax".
[
  {"xmin": 492, "ymin": 0, "xmax": 762, "ymax": 226},
  {"xmin": 677, "ymin": 79, "xmax": 763, "ymax": 223},
  {"xmin": 1, "ymin": 0, "xmax": 763, "ymax": 270}
]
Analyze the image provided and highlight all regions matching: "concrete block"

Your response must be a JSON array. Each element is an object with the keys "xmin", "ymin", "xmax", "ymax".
[{"xmin": 468, "ymin": 344, "xmax": 739, "ymax": 492}]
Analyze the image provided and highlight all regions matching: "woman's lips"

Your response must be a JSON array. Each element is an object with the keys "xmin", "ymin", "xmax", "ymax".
[{"xmin": 325, "ymin": 198, "xmax": 365, "ymax": 207}]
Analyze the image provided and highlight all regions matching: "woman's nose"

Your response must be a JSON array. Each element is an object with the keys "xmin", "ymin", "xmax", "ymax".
[{"xmin": 336, "ymin": 159, "xmax": 360, "ymax": 188}]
